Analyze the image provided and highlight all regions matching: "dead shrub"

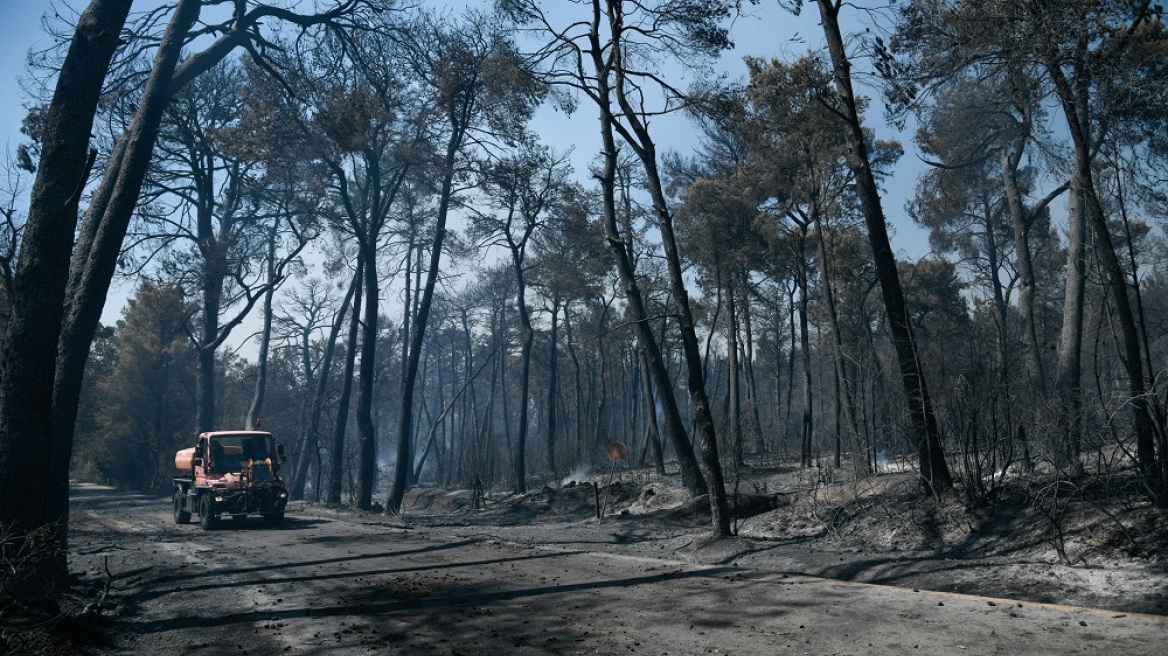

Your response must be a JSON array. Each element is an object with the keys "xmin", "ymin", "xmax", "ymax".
[{"xmin": 0, "ymin": 523, "xmax": 62, "ymax": 607}]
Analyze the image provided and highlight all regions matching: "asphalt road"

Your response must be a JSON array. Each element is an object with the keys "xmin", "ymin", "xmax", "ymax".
[{"xmin": 67, "ymin": 484, "xmax": 1166, "ymax": 655}]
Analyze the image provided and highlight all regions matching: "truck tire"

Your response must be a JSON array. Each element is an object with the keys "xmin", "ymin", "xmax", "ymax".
[
  {"xmin": 173, "ymin": 489, "xmax": 191, "ymax": 524},
  {"xmin": 262, "ymin": 511, "xmax": 285, "ymax": 527},
  {"xmin": 199, "ymin": 494, "xmax": 218, "ymax": 530}
]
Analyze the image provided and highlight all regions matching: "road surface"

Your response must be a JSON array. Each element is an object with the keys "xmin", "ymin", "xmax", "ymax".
[{"xmin": 68, "ymin": 483, "xmax": 1166, "ymax": 655}]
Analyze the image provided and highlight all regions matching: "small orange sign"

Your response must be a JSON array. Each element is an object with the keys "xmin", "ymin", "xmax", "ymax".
[{"xmin": 606, "ymin": 441, "xmax": 629, "ymax": 462}]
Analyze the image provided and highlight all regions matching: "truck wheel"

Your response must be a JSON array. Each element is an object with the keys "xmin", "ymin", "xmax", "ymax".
[
  {"xmin": 173, "ymin": 489, "xmax": 191, "ymax": 524},
  {"xmin": 199, "ymin": 494, "xmax": 218, "ymax": 530},
  {"xmin": 262, "ymin": 511, "xmax": 285, "ymax": 527}
]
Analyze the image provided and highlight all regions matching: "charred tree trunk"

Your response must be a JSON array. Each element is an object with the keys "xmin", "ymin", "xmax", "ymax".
[
  {"xmin": 48, "ymin": 0, "xmax": 206, "ymax": 554},
  {"xmin": 1055, "ymin": 166, "xmax": 1088, "ymax": 470},
  {"xmin": 637, "ymin": 350, "xmax": 666, "ymax": 474},
  {"xmin": 1047, "ymin": 60, "xmax": 1159, "ymax": 497},
  {"xmin": 292, "ymin": 274, "xmax": 356, "ymax": 499},
  {"xmin": 388, "ymin": 120, "xmax": 463, "ymax": 514},
  {"xmin": 813, "ymin": 213, "xmax": 863, "ymax": 472},
  {"xmin": 816, "ymin": 0, "xmax": 953, "ymax": 494},
  {"xmin": 726, "ymin": 279, "xmax": 744, "ymax": 467},
  {"xmin": 545, "ymin": 298, "xmax": 561, "ymax": 473},
  {"xmin": 513, "ymin": 270, "xmax": 534, "ymax": 494},
  {"xmin": 587, "ymin": 15, "xmax": 708, "ymax": 500},
  {"xmin": 607, "ymin": 25, "xmax": 730, "ymax": 535},
  {"xmin": 793, "ymin": 220, "xmax": 814, "ymax": 468},
  {"xmin": 247, "ymin": 228, "xmax": 278, "ymax": 429},
  {"xmin": 328, "ymin": 257, "xmax": 364, "ymax": 505},
  {"xmin": 0, "ymin": 0, "xmax": 132, "ymax": 547},
  {"xmin": 1001, "ymin": 115, "xmax": 1046, "ymax": 393},
  {"xmin": 738, "ymin": 270, "xmax": 765, "ymax": 455},
  {"xmin": 355, "ymin": 226, "xmax": 380, "ymax": 511}
]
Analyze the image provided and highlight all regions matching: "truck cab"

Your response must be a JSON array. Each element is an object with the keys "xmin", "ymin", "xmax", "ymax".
[{"xmin": 173, "ymin": 431, "xmax": 289, "ymax": 529}]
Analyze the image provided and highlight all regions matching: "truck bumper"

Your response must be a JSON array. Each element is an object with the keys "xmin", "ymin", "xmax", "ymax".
[{"xmin": 213, "ymin": 487, "xmax": 288, "ymax": 515}]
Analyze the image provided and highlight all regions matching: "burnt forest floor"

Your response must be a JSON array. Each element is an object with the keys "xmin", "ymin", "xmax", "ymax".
[
  {"xmin": 364, "ymin": 458, "xmax": 1168, "ymax": 617},
  {"xmin": 4, "ymin": 457, "xmax": 1167, "ymax": 656}
]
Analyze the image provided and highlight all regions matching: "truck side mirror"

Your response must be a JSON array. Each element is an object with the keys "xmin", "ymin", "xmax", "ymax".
[{"xmin": 276, "ymin": 443, "xmax": 286, "ymax": 464}]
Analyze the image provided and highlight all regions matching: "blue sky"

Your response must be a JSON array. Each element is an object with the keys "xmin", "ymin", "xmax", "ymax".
[
  {"xmin": 0, "ymin": 1, "xmax": 932, "ymax": 332},
  {"xmin": 0, "ymin": 1, "xmax": 51, "ymax": 155}
]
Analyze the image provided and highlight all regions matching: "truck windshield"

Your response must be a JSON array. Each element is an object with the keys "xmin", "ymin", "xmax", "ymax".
[{"xmin": 209, "ymin": 435, "xmax": 273, "ymax": 472}]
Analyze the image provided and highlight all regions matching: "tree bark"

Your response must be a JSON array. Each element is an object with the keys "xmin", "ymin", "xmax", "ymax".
[
  {"xmin": 737, "ymin": 270, "xmax": 765, "ymax": 455},
  {"xmin": 813, "ymin": 214, "xmax": 863, "ymax": 472},
  {"xmin": 387, "ymin": 122, "xmax": 461, "ymax": 514},
  {"xmin": 604, "ymin": 9, "xmax": 730, "ymax": 535},
  {"xmin": 793, "ymin": 221, "xmax": 814, "ymax": 468},
  {"xmin": 585, "ymin": 3, "xmax": 708, "ymax": 500},
  {"xmin": 328, "ymin": 257, "xmax": 364, "ymax": 505},
  {"xmin": 726, "ymin": 279, "xmax": 744, "ymax": 467},
  {"xmin": 0, "ymin": 0, "xmax": 132, "ymax": 544},
  {"xmin": 195, "ymin": 197, "xmax": 229, "ymax": 432},
  {"xmin": 247, "ymin": 229, "xmax": 279, "ymax": 429},
  {"xmin": 816, "ymin": 0, "xmax": 953, "ymax": 493},
  {"xmin": 545, "ymin": 299, "xmax": 561, "ymax": 473},
  {"xmin": 1046, "ymin": 55, "xmax": 1159, "ymax": 493},
  {"xmin": 644, "ymin": 353, "xmax": 669, "ymax": 476},
  {"xmin": 51, "ymin": 0, "xmax": 201, "ymax": 548},
  {"xmin": 1001, "ymin": 125, "xmax": 1047, "ymax": 392},
  {"xmin": 354, "ymin": 225, "xmax": 380, "ymax": 511},
  {"xmin": 292, "ymin": 275, "xmax": 356, "ymax": 499},
  {"xmin": 1055, "ymin": 166, "xmax": 1087, "ymax": 469},
  {"xmin": 512, "ymin": 260, "xmax": 534, "ymax": 494}
]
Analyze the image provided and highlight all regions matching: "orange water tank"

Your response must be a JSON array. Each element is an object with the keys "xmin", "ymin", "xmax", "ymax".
[{"xmin": 175, "ymin": 447, "xmax": 197, "ymax": 472}]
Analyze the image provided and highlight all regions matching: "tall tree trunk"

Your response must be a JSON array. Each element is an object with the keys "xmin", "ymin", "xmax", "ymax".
[
  {"xmin": 565, "ymin": 310, "xmax": 585, "ymax": 466},
  {"xmin": 196, "ymin": 263, "xmax": 223, "ymax": 434},
  {"xmin": 513, "ymin": 271, "xmax": 534, "ymax": 494},
  {"xmin": 387, "ymin": 122, "xmax": 462, "ymax": 514},
  {"xmin": 1053, "ymin": 96, "xmax": 1089, "ymax": 476},
  {"xmin": 0, "ymin": 0, "xmax": 132, "ymax": 547},
  {"xmin": 1000, "ymin": 102, "xmax": 1047, "ymax": 393},
  {"xmin": 816, "ymin": 0, "xmax": 953, "ymax": 493},
  {"xmin": 247, "ymin": 230, "xmax": 278, "ymax": 429},
  {"xmin": 291, "ymin": 319, "xmax": 318, "ymax": 495},
  {"xmin": 608, "ymin": 30, "xmax": 730, "ymax": 536},
  {"xmin": 726, "ymin": 278, "xmax": 744, "ymax": 467},
  {"xmin": 355, "ymin": 232, "xmax": 379, "ymax": 510},
  {"xmin": 292, "ymin": 274, "xmax": 356, "ymax": 499},
  {"xmin": 785, "ymin": 287, "xmax": 798, "ymax": 453},
  {"xmin": 328, "ymin": 257, "xmax": 364, "ymax": 505},
  {"xmin": 587, "ymin": 13, "xmax": 708, "ymax": 499},
  {"xmin": 794, "ymin": 222, "xmax": 814, "ymax": 468},
  {"xmin": 738, "ymin": 270, "xmax": 765, "ymax": 455},
  {"xmin": 814, "ymin": 213, "xmax": 863, "ymax": 472},
  {"xmin": 1044, "ymin": 49, "xmax": 1159, "ymax": 496},
  {"xmin": 545, "ymin": 298, "xmax": 561, "ymax": 473},
  {"xmin": 399, "ymin": 230, "xmax": 414, "ymax": 389},
  {"xmin": 784, "ymin": 285, "xmax": 803, "ymax": 448},
  {"xmin": 48, "ymin": 0, "xmax": 206, "ymax": 553},
  {"xmin": 640, "ymin": 349, "xmax": 667, "ymax": 474}
]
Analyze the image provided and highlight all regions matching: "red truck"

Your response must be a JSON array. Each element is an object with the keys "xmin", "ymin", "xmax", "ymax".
[{"xmin": 173, "ymin": 431, "xmax": 289, "ymax": 529}]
